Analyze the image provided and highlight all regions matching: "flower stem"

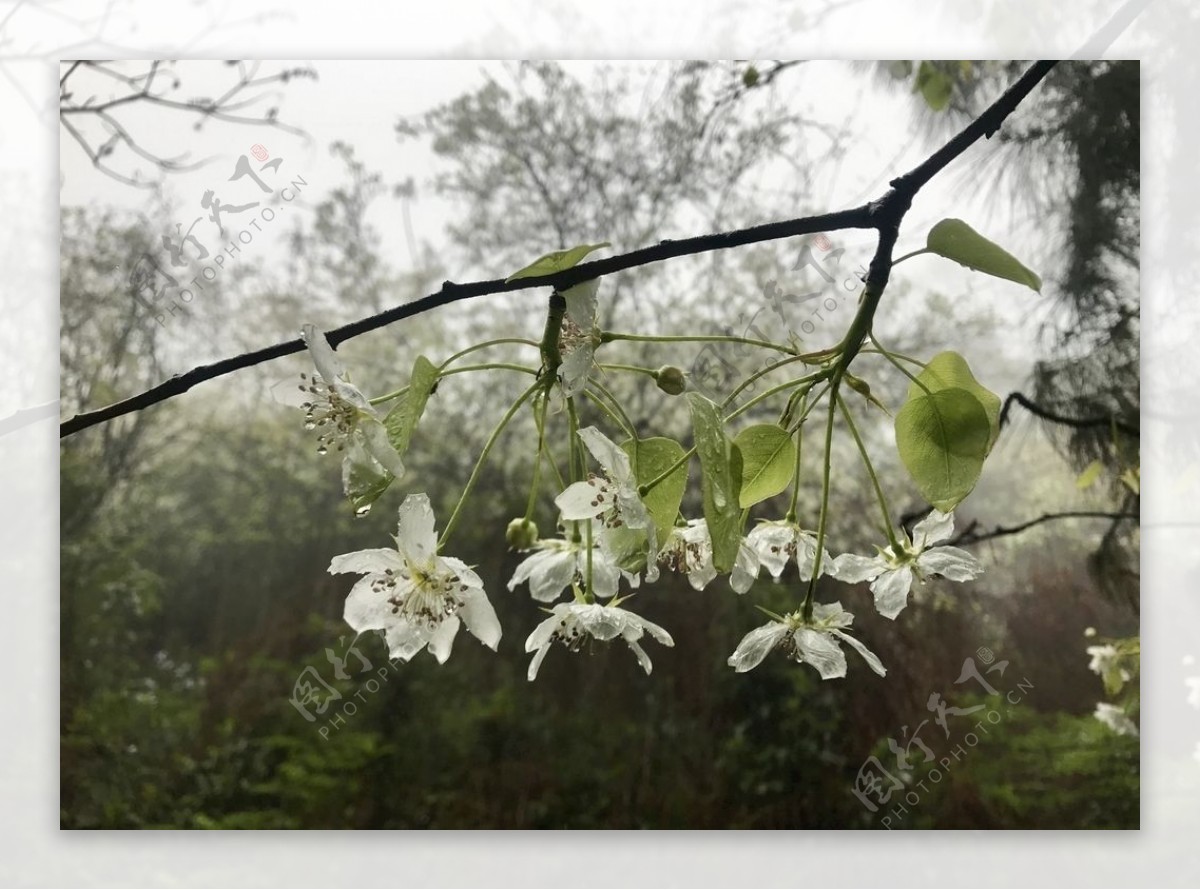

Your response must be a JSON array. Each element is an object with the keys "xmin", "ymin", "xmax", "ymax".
[
  {"xmin": 785, "ymin": 422, "xmax": 804, "ymax": 524},
  {"xmin": 599, "ymin": 362, "xmax": 657, "ymax": 378},
  {"xmin": 368, "ymin": 363, "xmax": 537, "ymax": 406},
  {"xmin": 525, "ymin": 395, "xmax": 548, "ymax": 522},
  {"xmin": 600, "ymin": 330, "xmax": 796, "ymax": 356},
  {"xmin": 890, "ymin": 247, "xmax": 931, "ymax": 267},
  {"xmin": 588, "ymin": 377, "xmax": 638, "ymax": 441},
  {"xmin": 438, "ymin": 381, "xmax": 540, "ymax": 549},
  {"xmin": 439, "ymin": 337, "xmax": 540, "ymax": 371},
  {"xmin": 837, "ymin": 393, "xmax": 901, "ymax": 551},
  {"xmin": 803, "ymin": 387, "xmax": 839, "ymax": 621},
  {"xmin": 867, "ymin": 334, "xmax": 930, "ymax": 393}
]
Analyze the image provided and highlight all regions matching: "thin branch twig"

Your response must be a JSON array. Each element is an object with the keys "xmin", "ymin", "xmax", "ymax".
[{"xmin": 60, "ymin": 61, "xmax": 1059, "ymax": 439}]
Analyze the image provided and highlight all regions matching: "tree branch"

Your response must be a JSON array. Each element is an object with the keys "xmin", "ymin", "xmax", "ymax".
[
  {"xmin": 947, "ymin": 510, "xmax": 1139, "ymax": 547},
  {"xmin": 999, "ymin": 390, "xmax": 1139, "ymax": 437},
  {"xmin": 60, "ymin": 60, "xmax": 1059, "ymax": 439}
]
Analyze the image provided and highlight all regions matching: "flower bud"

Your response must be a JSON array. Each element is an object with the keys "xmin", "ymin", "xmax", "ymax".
[
  {"xmin": 655, "ymin": 365, "xmax": 687, "ymax": 396},
  {"xmin": 505, "ymin": 517, "xmax": 539, "ymax": 550}
]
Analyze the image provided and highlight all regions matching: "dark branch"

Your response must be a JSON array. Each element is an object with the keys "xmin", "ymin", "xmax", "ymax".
[
  {"xmin": 60, "ymin": 61, "xmax": 1059, "ymax": 439},
  {"xmin": 999, "ymin": 390, "xmax": 1139, "ymax": 436},
  {"xmin": 947, "ymin": 510, "xmax": 1139, "ymax": 547}
]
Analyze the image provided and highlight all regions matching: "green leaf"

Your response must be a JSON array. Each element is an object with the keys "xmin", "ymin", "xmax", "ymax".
[
  {"xmin": 914, "ymin": 61, "xmax": 953, "ymax": 112},
  {"xmin": 1076, "ymin": 459, "xmax": 1104, "ymax": 490},
  {"xmin": 384, "ymin": 355, "xmax": 438, "ymax": 457},
  {"xmin": 926, "ymin": 218, "xmax": 1042, "ymax": 292},
  {"xmin": 732, "ymin": 424, "xmax": 796, "ymax": 508},
  {"xmin": 908, "ymin": 351, "xmax": 1002, "ymax": 450},
  {"xmin": 621, "ymin": 437, "xmax": 689, "ymax": 544},
  {"xmin": 894, "ymin": 387, "xmax": 991, "ymax": 512},
  {"xmin": 687, "ymin": 393, "xmax": 743, "ymax": 572},
  {"xmin": 505, "ymin": 242, "xmax": 611, "ymax": 282}
]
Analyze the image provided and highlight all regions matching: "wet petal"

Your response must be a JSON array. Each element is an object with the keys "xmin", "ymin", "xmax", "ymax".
[
  {"xmin": 870, "ymin": 567, "xmax": 915, "ymax": 620},
  {"xmin": 559, "ymin": 340, "xmax": 595, "ymax": 398},
  {"xmin": 730, "ymin": 540, "xmax": 760, "ymax": 594},
  {"xmin": 342, "ymin": 576, "xmax": 395, "ymax": 632},
  {"xmin": 525, "ymin": 609, "xmax": 565, "ymax": 653},
  {"xmin": 626, "ymin": 638, "xmax": 653, "ymax": 675},
  {"xmin": 328, "ymin": 548, "xmax": 405, "ymax": 576},
  {"xmin": 511, "ymin": 549, "xmax": 576, "ymax": 602},
  {"xmin": 727, "ymin": 622, "xmax": 790, "ymax": 673},
  {"xmin": 830, "ymin": 552, "xmax": 885, "ymax": 583},
  {"xmin": 426, "ymin": 615, "xmax": 461, "ymax": 664},
  {"xmin": 562, "ymin": 278, "xmax": 600, "ymax": 327},
  {"xmin": 575, "ymin": 603, "xmax": 626, "ymax": 641},
  {"xmin": 830, "ymin": 629, "xmax": 887, "ymax": 677},
  {"xmin": 555, "ymin": 479, "xmax": 611, "ymax": 521},
  {"xmin": 918, "ymin": 546, "xmax": 983, "ymax": 582},
  {"xmin": 586, "ymin": 548, "xmax": 622, "ymax": 600},
  {"xmin": 633, "ymin": 616, "xmax": 674, "ymax": 647},
  {"xmin": 395, "ymin": 493, "xmax": 438, "ymax": 566},
  {"xmin": 526, "ymin": 643, "xmax": 552, "ymax": 681},
  {"xmin": 792, "ymin": 628, "xmax": 847, "ymax": 679},
  {"xmin": 384, "ymin": 620, "xmax": 428, "ymax": 662},
  {"xmin": 577, "ymin": 426, "xmax": 635, "ymax": 488},
  {"xmin": 459, "ymin": 588, "xmax": 502, "ymax": 651},
  {"xmin": 360, "ymin": 418, "xmax": 406, "ymax": 479},
  {"xmin": 912, "ymin": 509, "xmax": 955, "ymax": 548},
  {"xmin": 302, "ymin": 323, "xmax": 345, "ymax": 382},
  {"xmin": 747, "ymin": 524, "xmax": 795, "ymax": 579}
]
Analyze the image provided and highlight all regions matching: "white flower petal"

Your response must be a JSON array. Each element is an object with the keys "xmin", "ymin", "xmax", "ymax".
[
  {"xmin": 395, "ymin": 493, "xmax": 438, "ymax": 566},
  {"xmin": 830, "ymin": 629, "xmax": 887, "ymax": 677},
  {"xmin": 328, "ymin": 548, "xmax": 405, "ymax": 576},
  {"xmin": 634, "ymin": 616, "xmax": 675, "ymax": 647},
  {"xmin": 360, "ymin": 417, "xmax": 406, "ymax": 479},
  {"xmin": 730, "ymin": 540, "xmax": 760, "ymax": 594},
  {"xmin": 626, "ymin": 638, "xmax": 653, "ymax": 675},
  {"xmin": 527, "ymin": 643, "xmax": 552, "ymax": 681},
  {"xmin": 562, "ymin": 278, "xmax": 600, "ymax": 327},
  {"xmin": 747, "ymin": 524, "xmax": 794, "ymax": 579},
  {"xmin": 913, "ymin": 509, "xmax": 955, "ymax": 548},
  {"xmin": 511, "ymin": 549, "xmax": 576, "ymax": 602},
  {"xmin": 302, "ymin": 323, "xmax": 345, "ymax": 383},
  {"xmin": 559, "ymin": 340, "xmax": 595, "ymax": 398},
  {"xmin": 577, "ymin": 426, "xmax": 635, "ymax": 489},
  {"xmin": 384, "ymin": 620, "xmax": 428, "ymax": 662},
  {"xmin": 441, "ymin": 556, "xmax": 485, "ymax": 590},
  {"xmin": 426, "ymin": 615, "xmax": 461, "ymax": 664},
  {"xmin": 586, "ymin": 548, "xmax": 622, "ymax": 600},
  {"xmin": 555, "ymin": 479, "xmax": 611, "ymax": 521},
  {"xmin": 792, "ymin": 627, "xmax": 847, "ymax": 679},
  {"xmin": 342, "ymin": 576, "xmax": 395, "ymax": 632},
  {"xmin": 459, "ymin": 588, "xmax": 502, "ymax": 651},
  {"xmin": 525, "ymin": 608, "xmax": 565, "ymax": 653},
  {"xmin": 870, "ymin": 567, "xmax": 915, "ymax": 620},
  {"xmin": 811, "ymin": 600, "xmax": 852, "ymax": 628},
  {"xmin": 917, "ymin": 546, "xmax": 983, "ymax": 582},
  {"xmin": 727, "ymin": 622, "xmax": 790, "ymax": 673},
  {"xmin": 576, "ymin": 603, "xmax": 626, "ymax": 641},
  {"xmin": 830, "ymin": 552, "xmax": 885, "ymax": 583}
]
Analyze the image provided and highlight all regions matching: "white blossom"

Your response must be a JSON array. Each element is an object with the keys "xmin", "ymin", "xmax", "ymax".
[
  {"xmin": 660, "ymin": 518, "xmax": 759, "ymax": 594},
  {"xmin": 727, "ymin": 601, "xmax": 885, "ymax": 680},
  {"xmin": 1093, "ymin": 702, "xmax": 1139, "ymax": 737},
  {"xmin": 1086, "ymin": 644, "xmax": 1120, "ymax": 677},
  {"xmin": 508, "ymin": 520, "xmax": 637, "ymax": 602},
  {"xmin": 557, "ymin": 279, "xmax": 602, "ymax": 397},
  {"xmin": 328, "ymin": 493, "xmax": 501, "ymax": 663},
  {"xmin": 832, "ymin": 510, "xmax": 982, "ymax": 620},
  {"xmin": 746, "ymin": 520, "xmax": 835, "ymax": 583},
  {"xmin": 300, "ymin": 324, "xmax": 406, "ymax": 496},
  {"xmin": 525, "ymin": 600, "xmax": 674, "ymax": 681},
  {"xmin": 554, "ymin": 426, "xmax": 659, "ymax": 580}
]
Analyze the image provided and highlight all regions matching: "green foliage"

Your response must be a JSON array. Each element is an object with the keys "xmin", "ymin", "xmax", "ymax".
[
  {"xmin": 686, "ymin": 393, "xmax": 743, "ymax": 571},
  {"xmin": 621, "ymin": 437, "xmax": 689, "ymax": 543},
  {"xmin": 907, "ymin": 351, "xmax": 1001, "ymax": 450},
  {"xmin": 894, "ymin": 387, "xmax": 991, "ymax": 511},
  {"xmin": 731, "ymin": 424, "xmax": 796, "ymax": 508},
  {"xmin": 914, "ymin": 61, "xmax": 954, "ymax": 112},
  {"xmin": 864, "ymin": 704, "xmax": 1139, "ymax": 830},
  {"xmin": 926, "ymin": 218, "xmax": 1042, "ymax": 292},
  {"xmin": 505, "ymin": 242, "xmax": 611, "ymax": 282}
]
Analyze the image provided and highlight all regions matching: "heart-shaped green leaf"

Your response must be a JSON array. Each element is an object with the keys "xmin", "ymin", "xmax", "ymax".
[
  {"xmin": 621, "ymin": 436, "xmax": 689, "ymax": 544},
  {"xmin": 908, "ymin": 351, "xmax": 1001, "ymax": 450},
  {"xmin": 927, "ymin": 219, "xmax": 1041, "ymax": 292},
  {"xmin": 732, "ymin": 423, "xmax": 797, "ymax": 508},
  {"xmin": 914, "ymin": 61, "xmax": 953, "ymax": 112},
  {"xmin": 894, "ymin": 387, "xmax": 991, "ymax": 512},
  {"xmin": 505, "ymin": 242, "xmax": 611, "ymax": 282},
  {"xmin": 687, "ymin": 393, "xmax": 743, "ymax": 572}
]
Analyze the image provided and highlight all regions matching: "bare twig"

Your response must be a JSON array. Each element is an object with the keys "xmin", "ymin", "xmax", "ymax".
[
  {"xmin": 946, "ymin": 510, "xmax": 1139, "ymax": 547},
  {"xmin": 1000, "ymin": 390, "xmax": 1139, "ymax": 437},
  {"xmin": 60, "ymin": 61, "xmax": 1059, "ymax": 438}
]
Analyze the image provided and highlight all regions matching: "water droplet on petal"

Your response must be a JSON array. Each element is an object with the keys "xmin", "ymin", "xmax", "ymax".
[{"xmin": 355, "ymin": 504, "xmax": 371, "ymax": 517}]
